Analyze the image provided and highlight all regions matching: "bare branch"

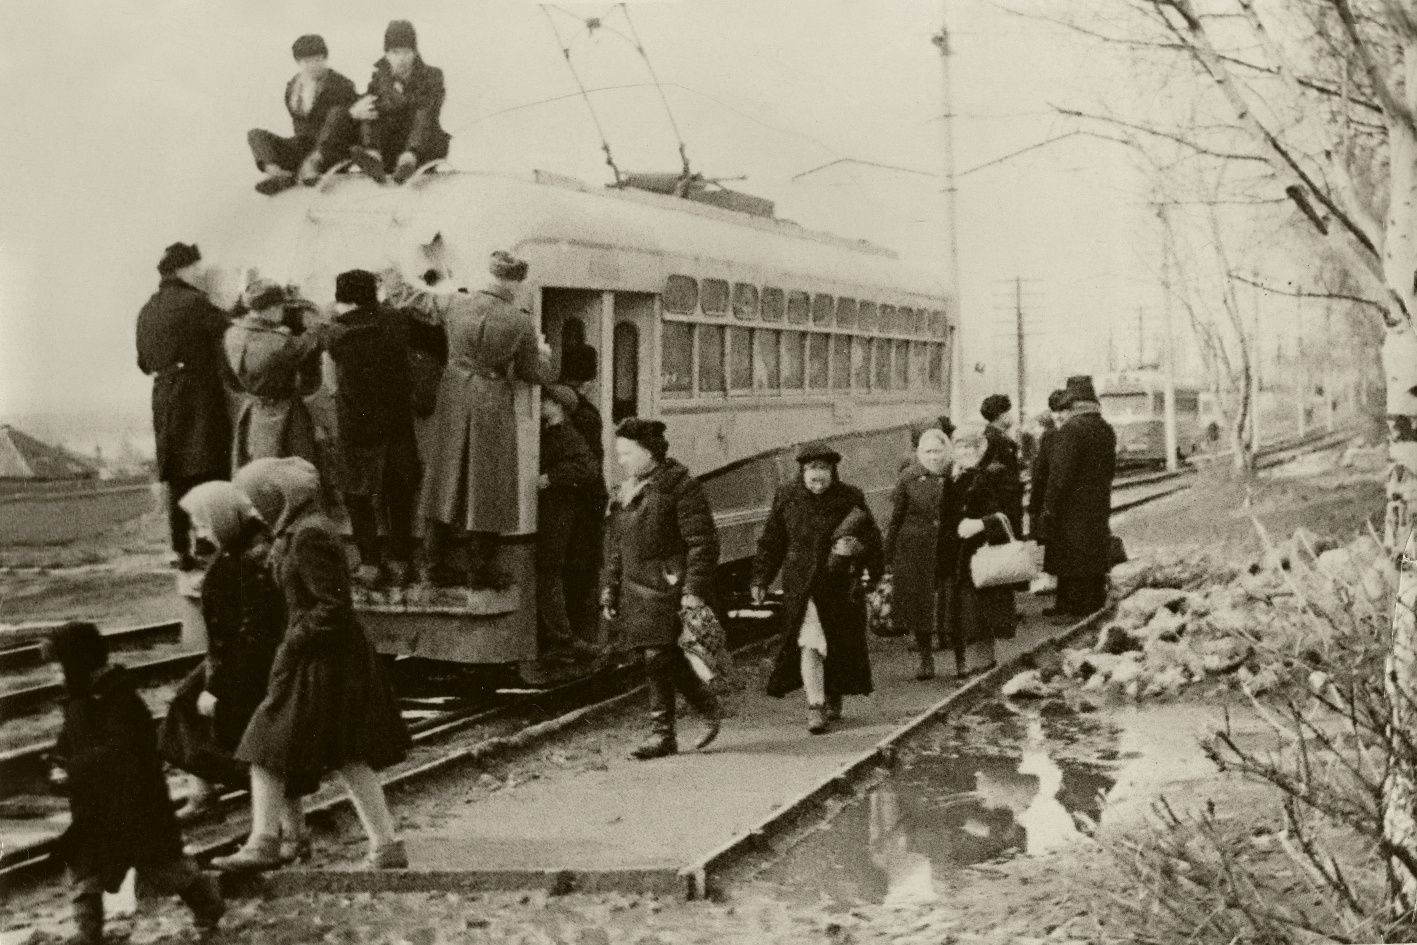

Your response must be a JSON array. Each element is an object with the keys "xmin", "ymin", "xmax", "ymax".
[
  {"xmin": 1226, "ymin": 272, "xmax": 1389, "ymax": 312},
  {"xmin": 1052, "ymin": 105, "xmax": 1271, "ymax": 162},
  {"xmin": 1328, "ymin": 0, "xmax": 1417, "ymax": 130}
]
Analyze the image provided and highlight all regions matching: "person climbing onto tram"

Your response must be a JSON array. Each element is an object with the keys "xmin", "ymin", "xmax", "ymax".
[
  {"xmin": 321, "ymin": 269, "xmax": 421, "ymax": 589},
  {"xmin": 559, "ymin": 344, "xmax": 609, "ymax": 648},
  {"xmin": 386, "ymin": 252, "xmax": 555, "ymax": 590},
  {"xmin": 602, "ymin": 418, "xmax": 722, "ymax": 759},
  {"xmin": 247, "ymin": 34, "xmax": 359, "ymax": 195},
  {"xmin": 347, "ymin": 20, "xmax": 451, "ymax": 185},
  {"xmin": 753, "ymin": 443, "xmax": 883, "ymax": 734},
  {"xmin": 537, "ymin": 385, "xmax": 601, "ymax": 664}
]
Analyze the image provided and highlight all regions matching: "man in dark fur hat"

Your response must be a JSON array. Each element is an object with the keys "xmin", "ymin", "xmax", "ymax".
[
  {"xmin": 348, "ymin": 20, "xmax": 451, "ymax": 185},
  {"xmin": 247, "ymin": 35, "xmax": 359, "ymax": 195}
]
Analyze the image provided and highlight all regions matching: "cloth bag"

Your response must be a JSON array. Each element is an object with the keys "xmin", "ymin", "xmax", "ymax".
[
  {"xmin": 970, "ymin": 514, "xmax": 1043, "ymax": 589},
  {"xmin": 867, "ymin": 572, "xmax": 904, "ymax": 637},
  {"xmin": 679, "ymin": 598, "xmax": 731, "ymax": 684}
]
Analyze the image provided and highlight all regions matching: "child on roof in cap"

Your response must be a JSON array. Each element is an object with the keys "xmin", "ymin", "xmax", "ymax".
[
  {"xmin": 347, "ymin": 20, "xmax": 452, "ymax": 185},
  {"xmin": 248, "ymin": 34, "xmax": 359, "ymax": 195}
]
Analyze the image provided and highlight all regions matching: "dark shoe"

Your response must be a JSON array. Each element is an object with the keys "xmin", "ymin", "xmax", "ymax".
[
  {"xmin": 807, "ymin": 704, "xmax": 829, "ymax": 735},
  {"xmin": 826, "ymin": 695, "xmax": 843, "ymax": 722},
  {"xmin": 211, "ymin": 834, "xmax": 284, "ymax": 873},
  {"xmin": 348, "ymin": 146, "xmax": 387, "ymax": 183},
  {"xmin": 68, "ymin": 892, "xmax": 103, "ymax": 945},
  {"xmin": 630, "ymin": 734, "xmax": 678, "ymax": 760},
  {"xmin": 365, "ymin": 840, "xmax": 408, "ymax": 869},
  {"xmin": 916, "ymin": 652, "xmax": 936, "ymax": 681},
  {"xmin": 178, "ymin": 872, "xmax": 226, "ymax": 933},
  {"xmin": 175, "ymin": 781, "xmax": 221, "ymax": 822},
  {"xmin": 392, "ymin": 154, "xmax": 419, "ymax": 184},
  {"xmin": 632, "ymin": 665, "xmax": 677, "ymax": 759},
  {"xmin": 255, "ymin": 171, "xmax": 297, "ymax": 196}
]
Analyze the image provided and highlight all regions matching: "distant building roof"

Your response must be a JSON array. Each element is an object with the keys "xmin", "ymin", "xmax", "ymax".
[{"xmin": 0, "ymin": 425, "xmax": 100, "ymax": 480}]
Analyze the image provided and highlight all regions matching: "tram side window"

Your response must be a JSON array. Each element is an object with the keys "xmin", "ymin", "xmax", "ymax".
[
  {"xmin": 830, "ymin": 334, "xmax": 851, "ymax": 389},
  {"xmin": 873, "ymin": 338, "xmax": 891, "ymax": 390},
  {"xmin": 859, "ymin": 301, "xmax": 879, "ymax": 332},
  {"xmin": 812, "ymin": 294, "xmax": 834, "ymax": 326},
  {"xmin": 754, "ymin": 329, "xmax": 781, "ymax": 391},
  {"xmin": 661, "ymin": 321, "xmax": 694, "ymax": 397},
  {"xmin": 808, "ymin": 333, "xmax": 829, "ymax": 389},
  {"xmin": 851, "ymin": 336, "xmax": 871, "ymax": 390},
  {"xmin": 613, "ymin": 322, "xmax": 640, "ymax": 423},
  {"xmin": 836, "ymin": 297, "xmax": 858, "ymax": 329},
  {"xmin": 927, "ymin": 343, "xmax": 944, "ymax": 390},
  {"xmin": 1177, "ymin": 391, "xmax": 1200, "ymax": 414},
  {"xmin": 1152, "ymin": 393, "xmax": 1165, "ymax": 415},
  {"xmin": 787, "ymin": 291, "xmax": 811, "ymax": 325},
  {"xmin": 901, "ymin": 307, "xmax": 919, "ymax": 335},
  {"xmin": 910, "ymin": 342, "xmax": 928, "ymax": 390},
  {"xmin": 761, "ymin": 287, "xmax": 785, "ymax": 322},
  {"xmin": 701, "ymin": 279, "xmax": 729, "ymax": 315},
  {"xmin": 733, "ymin": 283, "xmax": 759, "ymax": 321},
  {"xmin": 782, "ymin": 331, "xmax": 806, "ymax": 390},
  {"xmin": 880, "ymin": 305, "xmax": 897, "ymax": 334},
  {"xmin": 893, "ymin": 340, "xmax": 909, "ymax": 389},
  {"xmin": 728, "ymin": 326, "xmax": 754, "ymax": 391},
  {"xmin": 664, "ymin": 275, "xmax": 698, "ymax": 315},
  {"xmin": 698, "ymin": 324, "xmax": 726, "ymax": 394}
]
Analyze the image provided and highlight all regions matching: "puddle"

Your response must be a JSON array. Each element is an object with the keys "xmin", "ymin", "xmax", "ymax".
[{"xmin": 757, "ymin": 699, "xmax": 1227, "ymax": 906}]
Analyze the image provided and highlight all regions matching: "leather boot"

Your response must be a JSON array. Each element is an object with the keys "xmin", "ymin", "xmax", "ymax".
[
  {"xmin": 178, "ymin": 872, "xmax": 226, "ymax": 935},
  {"xmin": 631, "ymin": 667, "xmax": 677, "ymax": 760},
  {"xmin": 210, "ymin": 833, "xmax": 284, "ymax": 873},
  {"xmin": 674, "ymin": 652, "xmax": 721, "ymax": 750},
  {"xmin": 916, "ymin": 650, "xmax": 936, "ymax": 681},
  {"xmin": 67, "ymin": 893, "xmax": 103, "ymax": 945}
]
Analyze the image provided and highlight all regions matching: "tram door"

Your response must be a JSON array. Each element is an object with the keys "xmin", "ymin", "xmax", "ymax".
[{"xmin": 607, "ymin": 292, "xmax": 657, "ymax": 488}]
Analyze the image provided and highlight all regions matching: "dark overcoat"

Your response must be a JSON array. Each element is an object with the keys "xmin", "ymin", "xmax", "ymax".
[
  {"xmin": 54, "ymin": 665, "xmax": 186, "ymax": 890},
  {"xmin": 884, "ymin": 464, "xmax": 960, "ymax": 639},
  {"xmin": 1038, "ymin": 407, "xmax": 1116, "ymax": 577},
  {"xmin": 602, "ymin": 459, "xmax": 719, "ymax": 649},
  {"xmin": 754, "ymin": 480, "xmax": 883, "ymax": 699},
  {"xmin": 410, "ymin": 286, "xmax": 556, "ymax": 533},
  {"xmin": 538, "ymin": 421, "xmax": 597, "ymax": 564},
  {"xmin": 235, "ymin": 513, "xmax": 410, "ymax": 793},
  {"xmin": 224, "ymin": 318, "xmax": 322, "ymax": 470},
  {"xmin": 285, "ymin": 69, "xmax": 358, "ymax": 153},
  {"xmin": 161, "ymin": 519, "xmax": 286, "ymax": 785},
  {"xmin": 1027, "ymin": 424, "xmax": 1058, "ymax": 571},
  {"xmin": 982, "ymin": 425, "xmax": 1024, "ymax": 535},
  {"xmin": 946, "ymin": 463, "xmax": 1017, "ymax": 645},
  {"xmin": 136, "ymin": 277, "xmax": 232, "ymax": 481},
  {"xmin": 365, "ymin": 56, "xmax": 450, "ymax": 162}
]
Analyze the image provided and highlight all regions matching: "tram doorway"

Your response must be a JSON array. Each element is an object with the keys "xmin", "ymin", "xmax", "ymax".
[{"xmin": 608, "ymin": 292, "xmax": 656, "ymax": 486}]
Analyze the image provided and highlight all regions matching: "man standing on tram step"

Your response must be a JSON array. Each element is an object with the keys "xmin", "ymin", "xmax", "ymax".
[
  {"xmin": 247, "ymin": 35, "xmax": 359, "ymax": 195},
  {"xmin": 347, "ymin": 20, "xmax": 451, "ymax": 185},
  {"xmin": 537, "ymin": 386, "xmax": 601, "ymax": 663},
  {"xmin": 391, "ymin": 251, "xmax": 555, "ymax": 589},
  {"xmin": 560, "ymin": 344, "xmax": 609, "ymax": 646},
  {"xmin": 979, "ymin": 393, "xmax": 1024, "ymax": 537},
  {"xmin": 1038, "ymin": 375, "xmax": 1117, "ymax": 617},
  {"xmin": 136, "ymin": 243, "xmax": 232, "ymax": 571},
  {"xmin": 321, "ymin": 269, "xmax": 420, "ymax": 588}
]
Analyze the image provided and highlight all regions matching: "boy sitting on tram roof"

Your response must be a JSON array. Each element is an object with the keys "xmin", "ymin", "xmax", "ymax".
[
  {"xmin": 247, "ymin": 34, "xmax": 359, "ymax": 195},
  {"xmin": 347, "ymin": 20, "xmax": 451, "ymax": 185}
]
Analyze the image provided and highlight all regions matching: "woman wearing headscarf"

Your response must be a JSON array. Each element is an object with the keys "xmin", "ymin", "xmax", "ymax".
[
  {"xmin": 884, "ymin": 428, "xmax": 956, "ymax": 681},
  {"xmin": 753, "ymin": 443, "xmax": 883, "ymax": 734},
  {"xmin": 158, "ymin": 482, "xmax": 299, "ymax": 848},
  {"xmin": 224, "ymin": 280, "xmax": 322, "ymax": 470},
  {"xmin": 943, "ymin": 423, "xmax": 1019, "ymax": 676},
  {"xmin": 601, "ymin": 418, "xmax": 722, "ymax": 760},
  {"xmin": 213, "ymin": 457, "xmax": 410, "ymax": 871}
]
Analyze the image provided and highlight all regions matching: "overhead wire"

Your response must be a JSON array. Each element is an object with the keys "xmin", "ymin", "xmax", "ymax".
[
  {"xmin": 612, "ymin": 4, "xmax": 692, "ymax": 180},
  {"xmin": 540, "ymin": 6, "xmax": 623, "ymax": 183}
]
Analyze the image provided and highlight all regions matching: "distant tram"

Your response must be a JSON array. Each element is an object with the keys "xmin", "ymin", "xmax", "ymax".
[
  {"xmin": 199, "ymin": 169, "xmax": 956, "ymax": 673},
  {"xmin": 1096, "ymin": 370, "xmax": 1212, "ymax": 467}
]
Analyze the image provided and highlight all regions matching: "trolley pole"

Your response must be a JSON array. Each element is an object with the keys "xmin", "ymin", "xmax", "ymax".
[
  {"xmin": 1015, "ymin": 276, "xmax": 1026, "ymax": 429},
  {"xmin": 1158, "ymin": 204, "xmax": 1178, "ymax": 470},
  {"xmin": 934, "ymin": 3, "xmax": 964, "ymax": 419}
]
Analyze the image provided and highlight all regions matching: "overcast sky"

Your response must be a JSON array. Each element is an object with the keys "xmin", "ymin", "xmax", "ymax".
[{"xmin": 0, "ymin": 0, "xmax": 1160, "ymax": 450}]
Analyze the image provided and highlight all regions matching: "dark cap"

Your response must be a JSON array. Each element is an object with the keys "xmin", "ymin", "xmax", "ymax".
[
  {"xmin": 157, "ymin": 242, "xmax": 201, "ymax": 275},
  {"xmin": 292, "ymin": 34, "xmax": 328, "ymax": 59},
  {"xmin": 980, "ymin": 394, "xmax": 1012, "ymax": 422},
  {"xmin": 615, "ymin": 417, "xmax": 669, "ymax": 460},
  {"xmin": 796, "ymin": 442, "xmax": 842, "ymax": 465},
  {"xmin": 45, "ymin": 621, "xmax": 107, "ymax": 685},
  {"xmin": 384, "ymin": 19, "xmax": 417, "ymax": 52},
  {"xmin": 561, "ymin": 344, "xmax": 598, "ymax": 384},
  {"xmin": 335, "ymin": 269, "xmax": 379, "ymax": 307},
  {"xmin": 1047, "ymin": 389, "xmax": 1068, "ymax": 412},
  {"xmin": 1061, "ymin": 375, "xmax": 1098, "ymax": 406},
  {"xmin": 489, "ymin": 250, "xmax": 529, "ymax": 282}
]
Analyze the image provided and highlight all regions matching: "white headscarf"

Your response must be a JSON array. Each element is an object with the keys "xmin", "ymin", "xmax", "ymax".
[{"xmin": 232, "ymin": 457, "xmax": 321, "ymax": 536}]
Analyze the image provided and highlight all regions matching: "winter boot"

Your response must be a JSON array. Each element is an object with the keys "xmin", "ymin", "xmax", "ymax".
[
  {"xmin": 254, "ymin": 170, "xmax": 297, "ymax": 196},
  {"xmin": 630, "ymin": 670, "xmax": 677, "ymax": 760},
  {"xmin": 675, "ymin": 653, "xmax": 722, "ymax": 750},
  {"xmin": 826, "ymin": 694, "xmax": 843, "ymax": 722},
  {"xmin": 916, "ymin": 650, "xmax": 936, "ymax": 681},
  {"xmin": 348, "ymin": 145, "xmax": 387, "ymax": 183},
  {"xmin": 178, "ymin": 872, "xmax": 226, "ymax": 935},
  {"xmin": 807, "ymin": 704, "xmax": 829, "ymax": 735},
  {"xmin": 66, "ymin": 892, "xmax": 103, "ymax": 945},
  {"xmin": 210, "ymin": 833, "xmax": 284, "ymax": 873},
  {"xmin": 392, "ymin": 152, "xmax": 419, "ymax": 184},
  {"xmin": 175, "ymin": 777, "xmax": 221, "ymax": 821}
]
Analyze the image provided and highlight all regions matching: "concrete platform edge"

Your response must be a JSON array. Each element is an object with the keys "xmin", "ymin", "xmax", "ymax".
[
  {"xmin": 248, "ymin": 867, "xmax": 684, "ymax": 898},
  {"xmin": 675, "ymin": 606, "xmax": 1114, "ymax": 901}
]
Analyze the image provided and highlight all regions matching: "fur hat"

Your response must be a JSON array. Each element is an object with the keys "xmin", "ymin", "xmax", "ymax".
[
  {"xmin": 980, "ymin": 394, "xmax": 1012, "ymax": 422},
  {"xmin": 157, "ymin": 242, "xmax": 200, "ymax": 275},
  {"xmin": 488, "ymin": 250, "xmax": 529, "ymax": 282},
  {"xmin": 542, "ymin": 384, "xmax": 579, "ymax": 413},
  {"xmin": 384, "ymin": 20, "xmax": 417, "ymax": 52},
  {"xmin": 292, "ymin": 34, "xmax": 328, "ymax": 59},
  {"xmin": 335, "ymin": 269, "xmax": 379, "ymax": 307},
  {"xmin": 1061, "ymin": 375, "xmax": 1098, "ymax": 407},
  {"xmin": 796, "ymin": 441, "xmax": 842, "ymax": 465},
  {"xmin": 615, "ymin": 417, "xmax": 669, "ymax": 461},
  {"xmin": 45, "ymin": 621, "xmax": 107, "ymax": 688},
  {"xmin": 1047, "ymin": 389, "xmax": 1069, "ymax": 412},
  {"xmin": 561, "ymin": 344, "xmax": 598, "ymax": 384},
  {"xmin": 242, "ymin": 278, "xmax": 286, "ymax": 312}
]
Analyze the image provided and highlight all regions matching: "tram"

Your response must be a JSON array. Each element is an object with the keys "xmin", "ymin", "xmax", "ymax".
[
  {"xmin": 198, "ymin": 168, "xmax": 956, "ymax": 671},
  {"xmin": 1095, "ymin": 370, "xmax": 1209, "ymax": 467}
]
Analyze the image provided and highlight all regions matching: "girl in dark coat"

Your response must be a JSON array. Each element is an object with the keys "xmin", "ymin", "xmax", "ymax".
[
  {"xmin": 47, "ymin": 622, "xmax": 224, "ymax": 944},
  {"xmin": 214, "ymin": 458, "xmax": 411, "ymax": 872},
  {"xmin": 885, "ymin": 428, "xmax": 957, "ymax": 680},
  {"xmin": 752, "ymin": 443, "xmax": 884, "ymax": 734},
  {"xmin": 601, "ymin": 418, "xmax": 721, "ymax": 760},
  {"xmin": 943, "ymin": 424, "xmax": 1019, "ymax": 677}
]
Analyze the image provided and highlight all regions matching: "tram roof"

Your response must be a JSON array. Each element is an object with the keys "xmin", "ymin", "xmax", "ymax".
[{"xmin": 201, "ymin": 169, "xmax": 952, "ymax": 305}]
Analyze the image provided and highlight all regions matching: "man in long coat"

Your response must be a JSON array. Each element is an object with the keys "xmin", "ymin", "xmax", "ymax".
[
  {"xmin": 1027, "ymin": 389, "xmax": 1068, "ymax": 572},
  {"xmin": 247, "ymin": 34, "xmax": 358, "ymax": 195},
  {"xmin": 1037, "ymin": 375, "xmax": 1117, "ymax": 617},
  {"xmin": 136, "ymin": 243, "xmax": 232, "ymax": 570},
  {"xmin": 390, "ymin": 251, "xmax": 555, "ymax": 588}
]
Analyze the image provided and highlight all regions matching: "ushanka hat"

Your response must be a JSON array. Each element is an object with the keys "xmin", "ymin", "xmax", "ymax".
[
  {"xmin": 796, "ymin": 442, "xmax": 842, "ymax": 465},
  {"xmin": 384, "ymin": 20, "xmax": 417, "ymax": 52},
  {"xmin": 615, "ymin": 417, "xmax": 669, "ymax": 460},
  {"xmin": 1061, "ymin": 374, "xmax": 1099, "ymax": 406},
  {"xmin": 488, "ymin": 250, "xmax": 529, "ymax": 282},
  {"xmin": 980, "ymin": 394, "xmax": 1012, "ymax": 422},
  {"xmin": 1047, "ymin": 389, "xmax": 1069, "ymax": 412},
  {"xmin": 242, "ymin": 278, "xmax": 286, "ymax": 312},
  {"xmin": 157, "ymin": 242, "xmax": 201, "ymax": 274},
  {"xmin": 292, "ymin": 34, "xmax": 328, "ymax": 59},
  {"xmin": 335, "ymin": 269, "xmax": 379, "ymax": 307}
]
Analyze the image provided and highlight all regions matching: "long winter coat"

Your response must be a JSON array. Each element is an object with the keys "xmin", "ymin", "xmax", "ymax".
[
  {"xmin": 602, "ymin": 459, "xmax": 719, "ymax": 649},
  {"xmin": 224, "ymin": 317, "xmax": 322, "ymax": 470},
  {"xmin": 160, "ymin": 518, "xmax": 286, "ymax": 785},
  {"xmin": 1027, "ymin": 423, "xmax": 1058, "ymax": 570},
  {"xmin": 1038, "ymin": 406, "xmax": 1116, "ymax": 577},
  {"xmin": 754, "ymin": 480, "xmax": 883, "ymax": 699},
  {"xmin": 884, "ymin": 464, "xmax": 961, "ymax": 639},
  {"xmin": 947, "ymin": 463, "xmax": 1020, "ymax": 645},
  {"xmin": 409, "ymin": 286, "xmax": 556, "ymax": 533},
  {"xmin": 982, "ymin": 425, "xmax": 1024, "ymax": 536},
  {"xmin": 136, "ymin": 277, "xmax": 232, "ymax": 481},
  {"xmin": 54, "ymin": 665, "xmax": 186, "ymax": 890},
  {"xmin": 234, "ymin": 511, "xmax": 410, "ymax": 794}
]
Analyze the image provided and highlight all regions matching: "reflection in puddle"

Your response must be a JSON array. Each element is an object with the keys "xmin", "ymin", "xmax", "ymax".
[{"xmin": 760, "ymin": 716, "xmax": 1116, "ymax": 905}]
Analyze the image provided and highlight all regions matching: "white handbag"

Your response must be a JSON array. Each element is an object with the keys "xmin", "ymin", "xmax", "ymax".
[{"xmin": 969, "ymin": 514, "xmax": 1043, "ymax": 589}]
